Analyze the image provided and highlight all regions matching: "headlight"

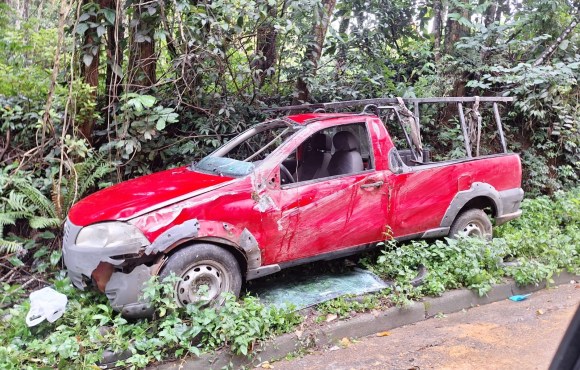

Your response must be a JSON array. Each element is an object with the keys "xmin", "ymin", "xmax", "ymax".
[{"xmin": 76, "ymin": 222, "xmax": 149, "ymax": 249}]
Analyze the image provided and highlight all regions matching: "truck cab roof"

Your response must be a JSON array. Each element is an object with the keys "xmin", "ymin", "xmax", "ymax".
[{"xmin": 286, "ymin": 113, "xmax": 364, "ymax": 125}]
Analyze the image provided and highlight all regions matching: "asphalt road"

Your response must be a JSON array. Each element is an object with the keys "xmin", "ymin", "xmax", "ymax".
[{"xmin": 273, "ymin": 282, "xmax": 580, "ymax": 370}]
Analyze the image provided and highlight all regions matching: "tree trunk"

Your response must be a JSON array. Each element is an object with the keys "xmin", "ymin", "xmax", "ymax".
[
  {"xmin": 104, "ymin": 0, "xmax": 123, "ymax": 103},
  {"xmin": 495, "ymin": 0, "xmax": 509, "ymax": 23},
  {"xmin": 128, "ymin": 0, "xmax": 158, "ymax": 90},
  {"xmin": 334, "ymin": 14, "xmax": 350, "ymax": 79},
  {"xmin": 294, "ymin": 0, "xmax": 337, "ymax": 104},
  {"xmin": 254, "ymin": 3, "xmax": 278, "ymax": 87},
  {"xmin": 432, "ymin": 0, "xmax": 442, "ymax": 62},
  {"xmin": 483, "ymin": 0, "xmax": 497, "ymax": 27},
  {"xmin": 41, "ymin": 0, "xmax": 73, "ymax": 147},
  {"xmin": 21, "ymin": 0, "xmax": 29, "ymax": 21},
  {"xmin": 79, "ymin": 0, "xmax": 101, "ymax": 144},
  {"xmin": 443, "ymin": 0, "xmax": 469, "ymax": 55}
]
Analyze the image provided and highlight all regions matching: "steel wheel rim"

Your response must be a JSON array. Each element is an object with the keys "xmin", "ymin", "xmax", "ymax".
[
  {"xmin": 461, "ymin": 221, "xmax": 485, "ymax": 237},
  {"xmin": 175, "ymin": 260, "xmax": 230, "ymax": 306}
]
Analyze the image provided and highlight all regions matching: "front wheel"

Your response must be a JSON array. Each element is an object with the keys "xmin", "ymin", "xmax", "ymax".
[
  {"xmin": 449, "ymin": 209, "xmax": 492, "ymax": 240},
  {"xmin": 159, "ymin": 243, "xmax": 242, "ymax": 307}
]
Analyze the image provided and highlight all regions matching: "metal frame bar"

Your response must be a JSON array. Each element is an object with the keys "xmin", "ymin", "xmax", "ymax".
[
  {"xmin": 383, "ymin": 106, "xmax": 419, "ymax": 161},
  {"xmin": 264, "ymin": 96, "xmax": 514, "ymax": 158},
  {"xmin": 457, "ymin": 103, "xmax": 472, "ymax": 158},
  {"xmin": 493, "ymin": 102, "xmax": 508, "ymax": 153},
  {"xmin": 263, "ymin": 96, "xmax": 514, "ymax": 113},
  {"xmin": 413, "ymin": 101, "xmax": 420, "ymax": 130}
]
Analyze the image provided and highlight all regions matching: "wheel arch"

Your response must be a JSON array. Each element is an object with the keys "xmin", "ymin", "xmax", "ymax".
[
  {"xmin": 458, "ymin": 196, "xmax": 498, "ymax": 218},
  {"xmin": 145, "ymin": 218, "xmax": 261, "ymax": 279},
  {"xmin": 440, "ymin": 182, "xmax": 502, "ymax": 228},
  {"xmin": 161, "ymin": 237, "xmax": 249, "ymax": 279}
]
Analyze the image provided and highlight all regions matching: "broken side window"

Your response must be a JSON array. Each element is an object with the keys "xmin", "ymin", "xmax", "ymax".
[
  {"xmin": 281, "ymin": 122, "xmax": 374, "ymax": 185},
  {"xmin": 194, "ymin": 121, "xmax": 302, "ymax": 177}
]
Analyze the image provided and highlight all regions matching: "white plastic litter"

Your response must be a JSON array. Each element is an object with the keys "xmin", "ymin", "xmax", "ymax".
[{"xmin": 25, "ymin": 287, "xmax": 68, "ymax": 327}]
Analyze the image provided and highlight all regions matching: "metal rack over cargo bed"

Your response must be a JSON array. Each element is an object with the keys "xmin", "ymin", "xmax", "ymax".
[{"xmin": 265, "ymin": 96, "xmax": 515, "ymax": 164}]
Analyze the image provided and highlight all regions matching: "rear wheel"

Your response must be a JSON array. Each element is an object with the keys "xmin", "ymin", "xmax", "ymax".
[
  {"xmin": 159, "ymin": 243, "xmax": 242, "ymax": 307},
  {"xmin": 449, "ymin": 209, "xmax": 492, "ymax": 240}
]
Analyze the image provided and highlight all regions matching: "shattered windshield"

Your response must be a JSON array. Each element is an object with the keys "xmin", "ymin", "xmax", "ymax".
[{"xmin": 194, "ymin": 120, "xmax": 301, "ymax": 177}]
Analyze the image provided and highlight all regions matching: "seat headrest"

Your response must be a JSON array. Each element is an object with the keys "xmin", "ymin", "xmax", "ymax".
[
  {"xmin": 333, "ymin": 131, "xmax": 359, "ymax": 151},
  {"xmin": 311, "ymin": 133, "xmax": 332, "ymax": 152}
]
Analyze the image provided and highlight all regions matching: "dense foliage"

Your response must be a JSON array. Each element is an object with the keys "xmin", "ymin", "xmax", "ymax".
[
  {"xmin": 0, "ymin": 0, "xmax": 578, "ymax": 366},
  {"xmin": 0, "ymin": 0, "xmax": 578, "ymax": 247},
  {"xmin": 0, "ymin": 274, "xmax": 301, "ymax": 368}
]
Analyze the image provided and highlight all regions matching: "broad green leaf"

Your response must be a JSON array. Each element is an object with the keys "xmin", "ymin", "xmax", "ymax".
[
  {"xmin": 78, "ymin": 13, "xmax": 91, "ymax": 22},
  {"xmin": 97, "ymin": 25, "xmax": 106, "ymax": 38},
  {"xmin": 101, "ymin": 8, "xmax": 116, "ymax": 25},
  {"xmin": 138, "ymin": 95, "xmax": 156, "ymax": 108},
  {"xmin": 50, "ymin": 250, "xmax": 62, "ymax": 266},
  {"xmin": 76, "ymin": 23, "xmax": 89, "ymax": 36}
]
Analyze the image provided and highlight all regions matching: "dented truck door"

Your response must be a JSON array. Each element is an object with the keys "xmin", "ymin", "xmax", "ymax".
[
  {"xmin": 272, "ymin": 120, "xmax": 389, "ymax": 263},
  {"xmin": 288, "ymin": 172, "xmax": 387, "ymax": 261}
]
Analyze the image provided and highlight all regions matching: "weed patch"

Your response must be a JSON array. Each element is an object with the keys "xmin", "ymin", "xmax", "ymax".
[
  {"xmin": 0, "ymin": 275, "xmax": 301, "ymax": 369},
  {"xmin": 360, "ymin": 187, "xmax": 580, "ymax": 304}
]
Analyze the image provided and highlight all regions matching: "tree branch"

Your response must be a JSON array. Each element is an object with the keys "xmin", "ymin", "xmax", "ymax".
[{"xmin": 533, "ymin": 11, "xmax": 579, "ymax": 67}]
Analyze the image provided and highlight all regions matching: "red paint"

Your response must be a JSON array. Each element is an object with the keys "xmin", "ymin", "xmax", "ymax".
[
  {"xmin": 286, "ymin": 113, "xmax": 354, "ymax": 124},
  {"xmin": 68, "ymin": 167, "xmax": 234, "ymax": 225},
  {"xmin": 67, "ymin": 113, "xmax": 523, "ymax": 269}
]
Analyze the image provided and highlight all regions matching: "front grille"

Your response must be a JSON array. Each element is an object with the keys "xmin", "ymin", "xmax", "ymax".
[
  {"xmin": 63, "ymin": 221, "xmax": 71, "ymax": 245},
  {"xmin": 62, "ymin": 218, "xmax": 82, "ymax": 251}
]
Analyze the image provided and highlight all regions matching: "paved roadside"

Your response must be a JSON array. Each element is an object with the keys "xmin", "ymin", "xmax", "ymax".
[{"xmin": 273, "ymin": 283, "xmax": 580, "ymax": 370}]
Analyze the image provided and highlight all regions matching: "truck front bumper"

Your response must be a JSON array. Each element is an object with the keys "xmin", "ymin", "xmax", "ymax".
[{"xmin": 62, "ymin": 219, "xmax": 155, "ymax": 318}]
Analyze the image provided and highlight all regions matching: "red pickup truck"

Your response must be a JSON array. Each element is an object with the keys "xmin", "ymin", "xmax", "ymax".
[{"xmin": 62, "ymin": 97, "xmax": 524, "ymax": 317}]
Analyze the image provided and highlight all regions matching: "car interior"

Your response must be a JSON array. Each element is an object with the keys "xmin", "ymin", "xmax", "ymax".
[{"xmin": 280, "ymin": 123, "xmax": 373, "ymax": 185}]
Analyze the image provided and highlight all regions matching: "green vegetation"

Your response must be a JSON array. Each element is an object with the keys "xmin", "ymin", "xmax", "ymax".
[
  {"xmin": 1, "ymin": 0, "xmax": 578, "ymax": 258},
  {"xmin": 360, "ymin": 187, "xmax": 580, "ymax": 306},
  {"xmin": 0, "ymin": 0, "xmax": 579, "ymax": 367},
  {"xmin": 0, "ymin": 190, "xmax": 577, "ymax": 368},
  {"xmin": 0, "ymin": 275, "xmax": 301, "ymax": 368}
]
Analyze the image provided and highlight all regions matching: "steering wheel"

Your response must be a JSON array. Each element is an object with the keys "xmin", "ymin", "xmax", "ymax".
[{"xmin": 279, "ymin": 163, "xmax": 295, "ymax": 184}]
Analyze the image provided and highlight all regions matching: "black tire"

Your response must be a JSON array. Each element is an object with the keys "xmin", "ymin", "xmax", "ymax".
[
  {"xmin": 159, "ymin": 243, "xmax": 242, "ymax": 307},
  {"xmin": 449, "ymin": 209, "xmax": 493, "ymax": 240}
]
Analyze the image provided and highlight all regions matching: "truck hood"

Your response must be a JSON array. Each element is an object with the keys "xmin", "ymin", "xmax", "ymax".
[{"xmin": 67, "ymin": 166, "xmax": 234, "ymax": 226}]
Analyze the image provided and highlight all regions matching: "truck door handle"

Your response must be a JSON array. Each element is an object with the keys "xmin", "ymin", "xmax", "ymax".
[{"xmin": 360, "ymin": 181, "xmax": 384, "ymax": 189}]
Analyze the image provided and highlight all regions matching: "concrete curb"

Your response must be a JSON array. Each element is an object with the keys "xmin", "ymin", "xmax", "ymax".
[{"xmin": 155, "ymin": 270, "xmax": 579, "ymax": 370}]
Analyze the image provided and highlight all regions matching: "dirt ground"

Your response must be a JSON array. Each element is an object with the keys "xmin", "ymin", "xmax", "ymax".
[{"xmin": 273, "ymin": 283, "xmax": 580, "ymax": 370}]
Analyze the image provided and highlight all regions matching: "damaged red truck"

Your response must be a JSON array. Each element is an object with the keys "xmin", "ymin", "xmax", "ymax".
[{"xmin": 63, "ymin": 97, "xmax": 524, "ymax": 318}]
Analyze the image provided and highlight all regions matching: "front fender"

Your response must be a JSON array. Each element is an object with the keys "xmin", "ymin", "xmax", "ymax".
[{"xmin": 146, "ymin": 219, "xmax": 261, "ymax": 271}]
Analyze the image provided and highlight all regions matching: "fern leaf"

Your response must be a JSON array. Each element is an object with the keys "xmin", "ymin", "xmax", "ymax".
[
  {"xmin": 14, "ymin": 181, "xmax": 59, "ymax": 219},
  {"xmin": 6, "ymin": 191, "xmax": 29, "ymax": 212},
  {"xmin": 29, "ymin": 216, "xmax": 62, "ymax": 229},
  {"xmin": 0, "ymin": 212, "xmax": 17, "ymax": 227},
  {"xmin": 2, "ymin": 211, "xmax": 31, "ymax": 221},
  {"xmin": 78, "ymin": 162, "xmax": 111, "ymax": 197},
  {"xmin": 60, "ymin": 157, "xmax": 112, "ymax": 213},
  {"xmin": 0, "ymin": 238, "xmax": 23, "ymax": 255}
]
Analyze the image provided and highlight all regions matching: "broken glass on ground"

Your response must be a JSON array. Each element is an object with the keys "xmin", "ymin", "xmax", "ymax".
[{"xmin": 247, "ymin": 267, "xmax": 389, "ymax": 311}]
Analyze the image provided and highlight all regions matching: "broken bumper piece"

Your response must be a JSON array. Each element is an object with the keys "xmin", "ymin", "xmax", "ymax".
[
  {"xmin": 105, "ymin": 265, "xmax": 155, "ymax": 318},
  {"xmin": 62, "ymin": 218, "xmax": 155, "ymax": 318}
]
